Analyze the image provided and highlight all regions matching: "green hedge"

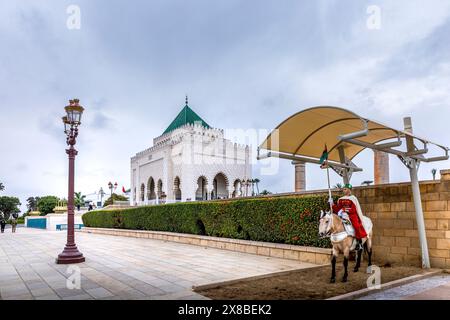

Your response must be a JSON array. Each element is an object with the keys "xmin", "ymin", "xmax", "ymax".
[{"xmin": 82, "ymin": 195, "xmax": 335, "ymax": 248}]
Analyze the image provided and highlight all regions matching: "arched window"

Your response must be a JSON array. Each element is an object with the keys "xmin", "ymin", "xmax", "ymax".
[
  {"xmin": 195, "ymin": 176, "xmax": 208, "ymax": 201},
  {"xmin": 157, "ymin": 179, "xmax": 163, "ymax": 198},
  {"xmin": 212, "ymin": 173, "xmax": 229, "ymax": 200},
  {"xmin": 147, "ymin": 177, "xmax": 156, "ymax": 200}
]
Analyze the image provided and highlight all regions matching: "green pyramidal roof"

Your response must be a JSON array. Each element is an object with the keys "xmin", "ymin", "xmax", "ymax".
[{"xmin": 163, "ymin": 104, "xmax": 211, "ymax": 135}]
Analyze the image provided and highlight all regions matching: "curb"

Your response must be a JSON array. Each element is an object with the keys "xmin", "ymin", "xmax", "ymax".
[
  {"xmin": 192, "ymin": 265, "xmax": 327, "ymax": 292},
  {"xmin": 327, "ymin": 269, "xmax": 443, "ymax": 300}
]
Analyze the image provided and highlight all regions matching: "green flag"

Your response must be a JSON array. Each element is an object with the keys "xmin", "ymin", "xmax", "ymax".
[{"xmin": 319, "ymin": 144, "xmax": 328, "ymax": 164}]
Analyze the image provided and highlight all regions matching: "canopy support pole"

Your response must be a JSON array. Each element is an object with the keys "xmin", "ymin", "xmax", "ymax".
[
  {"xmin": 338, "ymin": 146, "xmax": 350, "ymax": 185},
  {"xmin": 404, "ymin": 117, "xmax": 430, "ymax": 269}
]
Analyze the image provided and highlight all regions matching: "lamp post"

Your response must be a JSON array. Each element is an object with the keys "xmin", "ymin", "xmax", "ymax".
[
  {"xmin": 108, "ymin": 181, "xmax": 118, "ymax": 203},
  {"xmin": 56, "ymin": 99, "xmax": 85, "ymax": 264}
]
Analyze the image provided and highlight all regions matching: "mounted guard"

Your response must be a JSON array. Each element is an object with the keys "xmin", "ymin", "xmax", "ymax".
[{"xmin": 330, "ymin": 183, "xmax": 367, "ymax": 251}]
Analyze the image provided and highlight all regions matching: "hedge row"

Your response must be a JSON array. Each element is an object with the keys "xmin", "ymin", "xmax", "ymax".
[{"xmin": 82, "ymin": 195, "xmax": 335, "ymax": 248}]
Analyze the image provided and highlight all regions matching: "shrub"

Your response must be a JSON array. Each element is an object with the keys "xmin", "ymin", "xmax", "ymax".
[
  {"xmin": 103, "ymin": 193, "xmax": 129, "ymax": 207},
  {"xmin": 84, "ymin": 195, "xmax": 335, "ymax": 248}
]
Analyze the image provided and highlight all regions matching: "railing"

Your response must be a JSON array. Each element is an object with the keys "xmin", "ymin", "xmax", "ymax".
[{"xmin": 56, "ymin": 224, "xmax": 84, "ymax": 231}]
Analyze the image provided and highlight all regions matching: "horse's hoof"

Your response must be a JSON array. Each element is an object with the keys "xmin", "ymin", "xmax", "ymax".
[{"xmin": 330, "ymin": 278, "xmax": 336, "ymax": 283}]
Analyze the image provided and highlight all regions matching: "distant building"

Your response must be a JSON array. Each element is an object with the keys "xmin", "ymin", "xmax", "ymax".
[{"xmin": 130, "ymin": 98, "xmax": 252, "ymax": 205}]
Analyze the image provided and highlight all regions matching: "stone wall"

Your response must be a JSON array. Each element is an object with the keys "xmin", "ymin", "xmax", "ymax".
[
  {"xmin": 82, "ymin": 227, "xmax": 332, "ymax": 265},
  {"xmin": 350, "ymin": 170, "xmax": 450, "ymax": 268}
]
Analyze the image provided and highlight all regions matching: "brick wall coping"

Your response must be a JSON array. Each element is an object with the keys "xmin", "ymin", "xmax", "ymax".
[{"xmin": 82, "ymin": 227, "xmax": 332, "ymax": 264}]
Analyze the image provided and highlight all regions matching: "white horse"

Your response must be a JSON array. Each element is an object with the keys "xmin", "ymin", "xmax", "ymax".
[{"xmin": 319, "ymin": 210, "xmax": 373, "ymax": 283}]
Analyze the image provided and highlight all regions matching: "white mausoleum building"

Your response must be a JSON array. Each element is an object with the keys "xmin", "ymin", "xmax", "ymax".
[{"xmin": 130, "ymin": 98, "xmax": 252, "ymax": 205}]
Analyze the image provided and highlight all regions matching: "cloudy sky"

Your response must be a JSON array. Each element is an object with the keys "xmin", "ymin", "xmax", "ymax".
[{"xmin": 1, "ymin": 0, "xmax": 450, "ymax": 211}]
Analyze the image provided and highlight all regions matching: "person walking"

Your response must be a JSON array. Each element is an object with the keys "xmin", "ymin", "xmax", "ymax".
[
  {"xmin": 0, "ymin": 211, "xmax": 6, "ymax": 233},
  {"xmin": 10, "ymin": 213, "xmax": 18, "ymax": 233}
]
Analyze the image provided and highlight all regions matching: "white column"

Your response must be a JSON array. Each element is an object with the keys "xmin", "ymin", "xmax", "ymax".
[{"xmin": 404, "ymin": 117, "xmax": 430, "ymax": 268}]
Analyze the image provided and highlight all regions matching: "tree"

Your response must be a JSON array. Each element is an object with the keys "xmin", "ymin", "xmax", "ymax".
[
  {"xmin": 26, "ymin": 196, "xmax": 40, "ymax": 212},
  {"xmin": 74, "ymin": 192, "xmax": 86, "ymax": 207},
  {"xmin": 253, "ymin": 178, "xmax": 260, "ymax": 195},
  {"xmin": 431, "ymin": 168, "xmax": 437, "ymax": 180},
  {"xmin": 103, "ymin": 193, "xmax": 129, "ymax": 207},
  {"xmin": 0, "ymin": 182, "xmax": 4, "ymax": 192},
  {"xmin": 0, "ymin": 196, "xmax": 21, "ymax": 219},
  {"xmin": 333, "ymin": 183, "xmax": 343, "ymax": 190},
  {"xmin": 37, "ymin": 196, "xmax": 59, "ymax": 215},
  {"xmin": 260, "ymin": 189, "xmax": 272, "ymax": 195}
]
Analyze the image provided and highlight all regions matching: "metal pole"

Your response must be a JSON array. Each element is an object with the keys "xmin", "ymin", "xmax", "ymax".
[
  {"xmin": 404, "ymin": 117, "xmax": 430, "ymax": 268},
  {"xmin": 56, "ymin": 128, "xmax": 85, "ymax": 264},
  {"xmin": 326, "ymin": 164, "xmax": 333, "ymax": 213},
  {"xmin": 338, "ymin": 146, "xmax": 350, "ymax": 185}
]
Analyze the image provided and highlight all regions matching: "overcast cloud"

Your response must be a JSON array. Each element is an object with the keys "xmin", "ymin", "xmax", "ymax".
[{"xmin": 1, "ymin": 0, "xmax": 450, "ymax": 211}]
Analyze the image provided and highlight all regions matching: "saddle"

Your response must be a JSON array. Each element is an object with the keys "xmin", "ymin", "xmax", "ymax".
[{"xmin": 330, "ymin": 212, "xmax": 357, "ymax": 250}]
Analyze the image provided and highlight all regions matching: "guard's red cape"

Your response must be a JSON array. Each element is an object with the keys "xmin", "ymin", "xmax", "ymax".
[{"xmin": 332, "ymin": 196, "xmax": 368, "ymax": 239}]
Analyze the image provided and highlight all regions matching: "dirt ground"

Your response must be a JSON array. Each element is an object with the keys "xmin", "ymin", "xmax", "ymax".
[{"xmin": 195, "ymin": 263, "xmax": 425, "ymax": 300}]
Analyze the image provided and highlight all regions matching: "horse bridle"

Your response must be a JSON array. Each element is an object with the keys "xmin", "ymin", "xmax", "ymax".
[{"xmin": 320, "ymin": 211, "xmax": 333, "ymax": 238}]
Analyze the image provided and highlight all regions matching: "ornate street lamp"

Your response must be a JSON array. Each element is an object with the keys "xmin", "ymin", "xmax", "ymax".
[
  {"xmin": 108, "ymin": 181, "xmax": 118, "ymax": 202},
  {"xmin": 56, "ymin": 99, "xmax": 85, "ymax": 264}
]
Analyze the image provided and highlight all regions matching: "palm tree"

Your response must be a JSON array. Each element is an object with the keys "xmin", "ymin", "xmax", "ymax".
[
  {"xmin": 26, "ymin": 197, "xmax": 40, "ymax": 212},
  {"xmin": 260, "ymin": 189, "xmax": 272, "ymax": 195},
  {"xmin": 253, "ymin": 178, "xmax": 260, "ymax": 195},
  {"xmin": 333, "ymin": 183, "xmax": 343, "ymax": 190},
  {"xmin": 0, "ymin": 182, "xmax": 4, "ymax": 192},
  {"xmin": 250, "ymin": 179, "xmax": 255, "ymax": 196},
  {"xmin": 74, "ymin": 192, "xmax": 86, "ymax": 208},
  {"xmin": 431, "ymin": 168, "xmax": 437, "ymax": 180}
]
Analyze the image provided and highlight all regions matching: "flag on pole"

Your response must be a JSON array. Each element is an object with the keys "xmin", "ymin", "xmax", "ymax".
[{"xmin": 319, "ymin": 144, "xmax": 328, "ymax": 167}]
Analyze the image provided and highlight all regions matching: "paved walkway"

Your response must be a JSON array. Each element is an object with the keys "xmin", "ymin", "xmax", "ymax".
[
  {"xmin": 0, "ymin": 228, "xmax": 315, "ymax": 300},
  {"xmin": 358, "ymin": 274, "xmax": 450, "ymax": 300}
]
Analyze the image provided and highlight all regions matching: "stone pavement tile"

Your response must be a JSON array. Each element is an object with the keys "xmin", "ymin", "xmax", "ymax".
[
  {"xmin": 144, "ymin": 278, "xmax": 174, "ymax": 288},
  {"xmin": 26, "ymin": 281, "xmax": 50, "ymax": 291},
  {"xmin": 402, "ymin": 286, "xmax": 450, "ymax": 300},
  {"xmin": 35, "ymin": 294, "xmax": 61, "ymax": 300},
  {"xmin": 158, "ymin": 283, "xmax": 186, "ymax": 294},
  {"xmin": 0, "ymin": 285, "xmax": 31, "ymax": 298},
  {"xmin": 30, "ymin": 287, "xmax": 57, "ymax": 297},
  {"xmin": 42, "ymin": 276, "xmax": 68, "ymax": 288},
  {"xmin": 63, "ymin": 294, "xmax": 94, "ymax": 300},
  {"xmin": 54, "ymin": 287, "xmax": 86, "ymax": 298},
  {"xmin": 132, "ymin": 284, "xmax": 166, "ymax": 296},
  {"xmin": 0, "ymin": 279, "xmax": 25, "ymax": 288},
  {"xmin": 175, "ymin": 280, "xmax": 195, "ymax": 289},
  {"xmin": 85, "ymin": 287, "xmax": 115, "ymax": 299},
  {"xmin": 113, "ymin": 288, "xmax": 147, "ymax": 300},
  {"xmin": 2, "ymin": 293, "xmax": 34, "ymax": 300},
  {"xmin": 182, "ymin": 293, "xmax": 210, "ymax": 300},
  {"xmin": 100, "ymin": 295, "xmax": 123, "ymax": 300},
  {"xmin": 80, "ymin": 279, "xmax": 102, "ymax": 290}
]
